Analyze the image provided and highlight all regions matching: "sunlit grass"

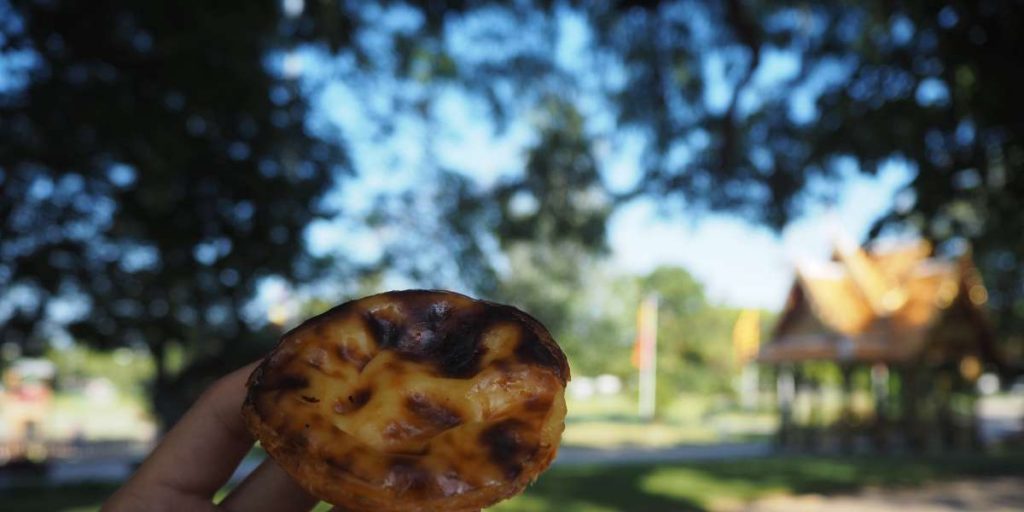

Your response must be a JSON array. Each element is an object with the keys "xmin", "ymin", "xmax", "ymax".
[
  {"xmin": 562, "ymin": 393, "xmax": 776, "ymax": 448},
  {"xmin": 563, "ymin": 420, "xmax": 722, "ymax": 447},
  {"xmin": 47, "ymin": 393, "xmax": 155, "ymax": 441},
  {"xmin": 490, "ymin": 452, "xmax": 1024, "ymax": 512}
]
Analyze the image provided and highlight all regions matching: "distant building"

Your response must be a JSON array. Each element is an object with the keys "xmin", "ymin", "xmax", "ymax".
[
  {"xmin": 761, "ymin": 238, "xmax": 1003, "ymax": 451},
  {"xmin": 0, "ymin": 358, "xmax": 55, "ymax": 464}
]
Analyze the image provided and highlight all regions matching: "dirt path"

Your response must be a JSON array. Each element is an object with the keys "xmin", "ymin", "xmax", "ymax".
[{"xmin": 737, "ymin": 477, "xmax": 1024, "ymax": 512}]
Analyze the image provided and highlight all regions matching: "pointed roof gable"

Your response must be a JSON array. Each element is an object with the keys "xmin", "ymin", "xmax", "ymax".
[{"xmin": 761, "ymin": 238, "xmax": 992, "ymax": 364}]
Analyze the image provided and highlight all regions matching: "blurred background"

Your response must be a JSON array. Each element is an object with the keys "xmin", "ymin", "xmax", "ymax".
[{"xmin": 2, "ymin": 0, "xmax": 1023, "ymax": 510}]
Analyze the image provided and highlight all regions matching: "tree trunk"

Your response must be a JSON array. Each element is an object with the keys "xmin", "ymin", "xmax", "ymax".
[{"xmin": 149, "ymin": 342, "xmax": 178, "ymax": 435}]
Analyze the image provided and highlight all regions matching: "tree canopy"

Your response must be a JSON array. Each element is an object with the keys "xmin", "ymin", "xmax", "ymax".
[
  {"xmin": 2, "ymin": 0, "xmax": 1022, "ymax": 424},
  {"xmin": 0, "ymin": 0, "xmax": 345, "ymax": 423}
]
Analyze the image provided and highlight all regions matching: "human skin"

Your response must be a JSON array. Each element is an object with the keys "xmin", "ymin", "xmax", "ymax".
[{"xmin": 103, "ymin": 361, "xmax": 320, "ymax": 512}]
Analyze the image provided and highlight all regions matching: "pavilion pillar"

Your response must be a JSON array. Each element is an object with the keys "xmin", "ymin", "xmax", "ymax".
[
  {"xmin": 936, "ymin": 371, "xmax": 956, "ymax": 450},
  {"xmin": 966, "ymin": 388, "xmax": 982, "ymax": 451},
  {"xmin": 839, "ymin": 364, "xmax": 854, "ymax": 454},
  {"xmin": 803, "ymin": 370, "xmax": 821, "ymax": 452},
  {"xmin": 899, "ymin": 365, "xmax": 924, "ymax": 452},
  {"xmin": 776, "ymin": 364, "xmax": 795, "ymax": 448},
  {"xmin": 952, "ymin": 364, "xmax": 982, "ymax": 451},
  {"xmin": 870, "ymin": 363, "xmax": 890, "ymax": 451}
]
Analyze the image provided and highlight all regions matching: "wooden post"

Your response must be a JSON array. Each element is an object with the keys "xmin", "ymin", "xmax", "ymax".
[
  {"xmin": 967, "ymin": 387, "xmax": 982, "ymax": 450},
  {"xmin": 776, "ymin": 364, "xmax": 795, "ymax": 449},
  {"xmin": 899, "ymin": 365, "xmax": 924, "ymax": 452},
  {"xmin": 937, "ymin": 371, "xmax": 955, "ymax": 450},
  {"xmin": 839, "ymin": 364, "xmax": 854, "ymax": 454},
  {"xmin": 952, "ymin": 365, "xmax": 982, "ymax": 451},
  {"xmin": 870, "ymin": 363, "xmax": 889, "ymax": 451},
  {"xmin": 803, "ymin": 370, "xmax": 820, "ymax": 452}
]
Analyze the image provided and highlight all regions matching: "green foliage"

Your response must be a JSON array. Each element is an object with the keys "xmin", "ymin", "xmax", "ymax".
[
  {"xmin": 365, "ymin": 97, "xmax": 611, "ymax": 294},
  {"xmin": 492, "ymin": 97, "xmax": 611, "ymax": 252},
  {"xmin": 0, "ymin": 0, "xmax": 344, "ymax": 425},
  {"xmin": 582, "ymin": 1, "xmax": 1024, "ymax": 363},
  {"xmin": 638, "ymin": 267, "xmax": 741, "ymax": 400},
  {"xmin": 46, "ymin": 346, "xmax": 153, "ymax": 398},
  {"xmin": 496, "ymin": 261, "xmax": 767, "ymax": 404},
  {"xmin": 494, "ymin": 244, "xmax": 632, "ymax": 379},
  {"xmin": 4, "ymin": 0, "xmax": 1023, "ymax": 427}
]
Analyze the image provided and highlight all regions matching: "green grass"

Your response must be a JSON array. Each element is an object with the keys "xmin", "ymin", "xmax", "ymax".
[
  {"xmin": 562, "ymin": 420, "xmax": 723, "ymax": 447},
  {"xmin": 2, "ymin": 482, "xmax": 116, "ymax": 512},
  {"xmin": 7, "ymin": 453, "xmax": 1024, "ymax": 512},
  {"xmin": 493, "ymin": 452, "xmax": 1024, "ymax": 511},
  {"xmin": 48, "ymin": 393, "xmax": 155, "ymax": 441},
  {"xmin": 562, "ymin": 393, "xmax": 776, "ymax": 448}
]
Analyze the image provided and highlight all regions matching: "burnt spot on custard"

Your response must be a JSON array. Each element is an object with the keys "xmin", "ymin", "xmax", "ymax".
[
  {"xmin": 385, "ymin": 457, "xmax": 435, "ymax": 495},
  {"xmin": 334, "ymin": 388, "xmax": 372, "ymax": 414},
  {"xmin": 325, "ymin": 455, "xmax": 352, "ymax": 473},
  {"xmin": 364, "ymin": 312, "xmax": 401, "ymax": 349},
  {"xmin": 523, "ymin": 394, "xmax": 554, "ymax": 413},
  {"xmin": 479, "ymin": 419, "xmax": 539, "ymax": 480},
  {"xmin": 286, "ymin": 432, "xmax": 309, "ymax": 450},
  {"xmin": 514, "ymin": 330, "xmax": 564, "ymax": 379},
  {"xmin": 340, "ymin": 290, "xmax": 568, "ymax": 381},
  {"xmin": 263, "ymin": 374, "xmax": 309, "ymax": 392},
  {"xmin": 382, "ymin": 420, "xmax": 428, "ymax": 442},
  {"xmin": 406, "ymin": 393, "xmax": 462, "ymax": 430},
  {"xmin": 335, "ymin": 343, "xmax": 370, "ymax": 370}
]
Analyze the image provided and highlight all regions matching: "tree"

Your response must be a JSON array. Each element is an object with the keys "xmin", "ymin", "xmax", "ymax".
[
  {"xmin": 310, "ymin": 2, "xmax": 1024, "ymax": 365},
  {"xmin": 0, "ymin": 1, "xmax": 346, "ymax": 426},
  {"xmin": 5, "ymin": 0, "xmax": 1023, "ymax": 428},
  {"xmin": 454, "ymin": 97, "xmax": 625, "ymax": 377},
  {"xmin": 638, "ymin": 267, "xmax": 737, "ymax": 399},
  {"xmin": 577, "ymin": 1, "xmax": 1024, "ymax": 364},
  {"xmin": 494, "ymin": 245, "xmax": 635, "ymax": 379},
  {"xmin": 420, "ymin": 1, "xmax": 1024, "ymax": 364}
]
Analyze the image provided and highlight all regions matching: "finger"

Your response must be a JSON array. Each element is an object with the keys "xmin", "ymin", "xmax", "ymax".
[
  {"xmin": 126, "ymin": 361, "xmax": 260, "ymax": 498},
  {"xmin": 218, "ymin": 458, "xmax": 319, "ymax": 512}
]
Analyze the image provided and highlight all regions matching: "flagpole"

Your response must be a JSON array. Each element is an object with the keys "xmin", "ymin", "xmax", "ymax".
[{"xmin": 639, "ymin": 294, "xmax": 658, "ymax": 420}]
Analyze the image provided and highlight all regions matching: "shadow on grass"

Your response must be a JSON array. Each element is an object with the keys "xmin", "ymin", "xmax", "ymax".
[
  {"xmin": 689, "ymin": 453, "xmax": 1024, "ymax": 497},
  {"xmin": 6, "ymin": 452, "xmax": 1024, "ymax": 512},
  {"xmin": 502, "ymin": 463, "xmax": 704, "ymax": 512},
  {"xmin": 497, "ymin": 452, "xmax": 1024, "ymax": 512},
  {"xmin": 3, "ymin": 482, "xmax": 118, "ymax": 512}
]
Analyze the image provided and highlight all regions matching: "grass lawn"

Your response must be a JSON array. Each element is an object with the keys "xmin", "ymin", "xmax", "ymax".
[
  {"xmin": 492, "ymin": 452, "xmax": 1024, "ymax": 511},
  {"xmin": 6, "ymin": 452, "xmax": 1024, "ymax": 512},
  {"xmin": 47, "ymin": 393, "xmax": 156, "ymax": 441},
  {"xmin": 562, "ymin": 393, "xmax": 776, "ymax": 448}
]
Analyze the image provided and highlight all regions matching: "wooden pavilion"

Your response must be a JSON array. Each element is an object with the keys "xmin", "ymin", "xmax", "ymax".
[{"xmin": 760, "ymin": 237, "xmax": 1001, "ymax": 452}]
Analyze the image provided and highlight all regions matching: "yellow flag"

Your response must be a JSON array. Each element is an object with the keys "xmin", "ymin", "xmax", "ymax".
[{"xmin": 732, "ymin": 309, "xmax": 760, "ymax": 364}]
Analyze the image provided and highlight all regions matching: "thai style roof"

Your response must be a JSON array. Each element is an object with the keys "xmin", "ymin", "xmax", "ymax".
[{"xmin": 761, "ymin": 239, "xmax": 994, "ymax": 364}]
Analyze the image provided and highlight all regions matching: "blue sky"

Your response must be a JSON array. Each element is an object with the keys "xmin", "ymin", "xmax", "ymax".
[
  {"xmin": 297, "ymin": 7, "xmax": 915, "ymax": 312},
  {"xmin": 305, "ymin": 127, "xmax": 911, "ymax": 311},
  {"xmin": 607, "ymin": 163, "xmax": 911, "ymax": 309}
]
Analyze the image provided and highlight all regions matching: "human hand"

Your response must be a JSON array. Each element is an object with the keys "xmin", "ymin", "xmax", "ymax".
[{"xmin": 103, "ymin": 362, "xmax": 321, "ymax": 512}]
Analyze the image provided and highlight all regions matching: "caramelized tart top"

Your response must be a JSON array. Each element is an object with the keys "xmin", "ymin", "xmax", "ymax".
[{"xmin": 243, "ymin": 290, "xmax": 569, "ymax": 512}]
